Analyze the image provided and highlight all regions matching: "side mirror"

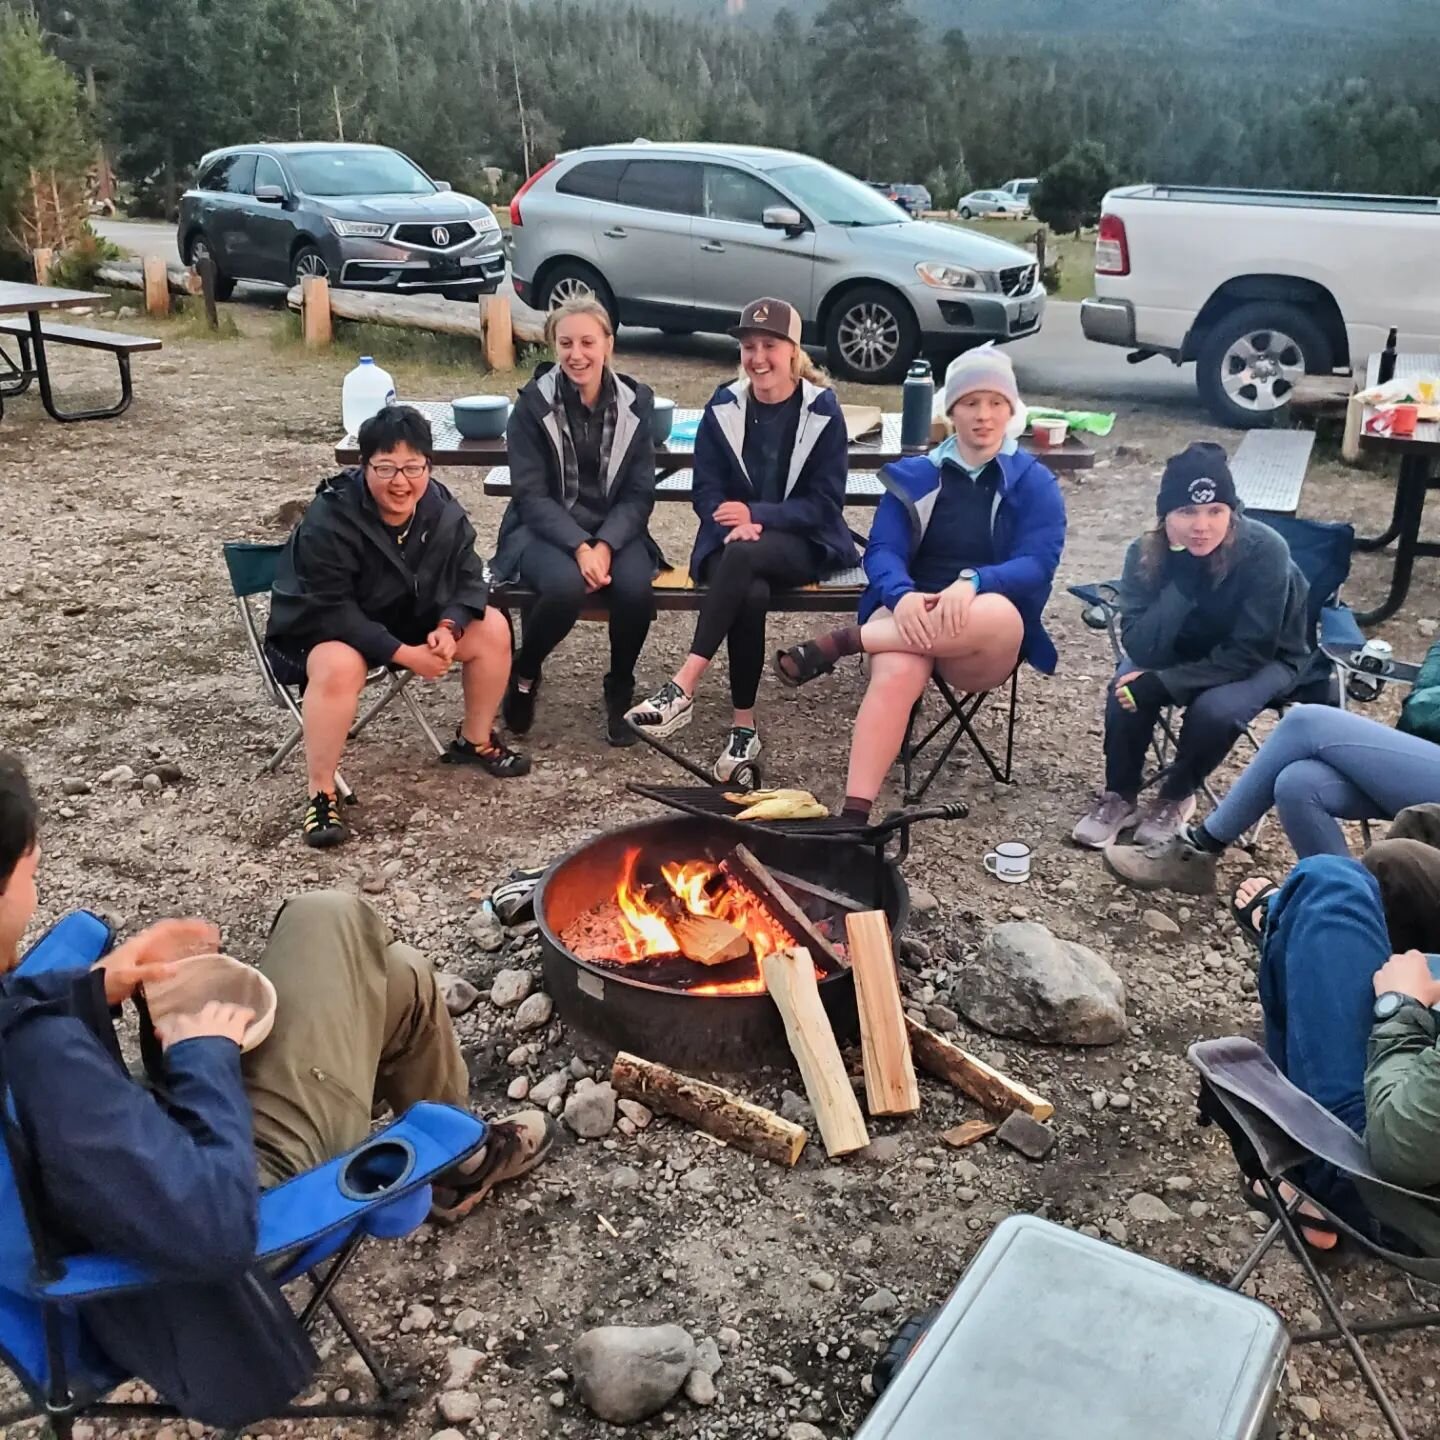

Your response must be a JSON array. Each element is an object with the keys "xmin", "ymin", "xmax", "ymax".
[
  {"xmin": 433, "ymin": 180, "xmax": 452, "ymax": 192},
  {"xmin": 254, "ymin": 184, "xmax": 286, "ymax": 205},
  {"xmin": 762, "ymin": 205, "xmax": 805, "ymax": 234}
]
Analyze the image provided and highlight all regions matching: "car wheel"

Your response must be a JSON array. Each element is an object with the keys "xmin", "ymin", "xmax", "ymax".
[
  {"xmin": 537, "ymin": 260, "xmax": 618, "ymax": 330},
  {"xmin": 1196, "ymin": 300, "xmax": 1331, "ymax": 429},
  {"xmin": 185, "ymin": 234, "xmax": 235, "ymax": 300},
  {"xmin": 959, "ymin": 206, "xmax": 973, "ymax": 220},
  {"xmin": 291, "ymin": 244, "xmax": 330, "ymax": 286},
  {"xmin": 825, "ymin": 285, "xmax": 918, "ymax": 385}
]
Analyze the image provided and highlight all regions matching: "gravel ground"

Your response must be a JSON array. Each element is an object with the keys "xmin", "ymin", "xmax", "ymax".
[{"xmin": 2, "ymin": 299, "xmax": 1438, "ymax": 1440}]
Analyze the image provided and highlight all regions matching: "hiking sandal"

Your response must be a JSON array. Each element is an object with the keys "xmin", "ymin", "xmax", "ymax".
[
  {"xmin": 1231, "ymin": 878, "xmax": 1279, "ymax": 954},
  {"xmin": 443, "ymin": 731, "xmax": 532, "ymax": 777},
  {"xmin": 773, "ymin": 640, "xmax": 836, "ymax": 688},
  {"xmin": 303, "ymin": 791, "xmax": 350, "ymax": 849},
  {"xmin": 430, "ymin": 1110, "xmax": 556, "ymax": 1224},
  {"xmin": 1243, "ymin": 1178, "xmax": 1343, "ymax": 1254}
]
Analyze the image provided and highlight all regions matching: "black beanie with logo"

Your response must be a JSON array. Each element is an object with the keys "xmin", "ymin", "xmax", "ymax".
[{"xmin": 1156, "ymin": 441, "xmax": 1238, "ymax": 517}]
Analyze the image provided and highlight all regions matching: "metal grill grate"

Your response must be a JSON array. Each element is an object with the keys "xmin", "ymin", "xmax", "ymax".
[{"xmin": 627, "ymin": 783, "xmax": 872, "ymax": 837}]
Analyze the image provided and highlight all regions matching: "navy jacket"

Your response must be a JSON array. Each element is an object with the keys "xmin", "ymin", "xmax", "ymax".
[
  {"xmin": 689, "ymin": 379, "xmax": 860, "ymax": 579},
  {"xmin": 0, "ymin": 966, "xmax": 316, "ymax": 1427},
  {"xmin": 861, "ymin": 441, "xmax": 1067, "ymax": 673}
]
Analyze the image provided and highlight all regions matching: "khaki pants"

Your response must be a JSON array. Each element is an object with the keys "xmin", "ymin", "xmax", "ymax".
[{"xmin": 242, "ymin": 892, "xmax": 469, "ymax": 1187}]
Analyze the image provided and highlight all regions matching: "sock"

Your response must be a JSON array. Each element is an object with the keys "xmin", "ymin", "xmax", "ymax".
[
  {"xmin": 1187, "ymin": 821, "xmax": 1225, "ymax": 854},
  {"xmin": 842, "ymin": 794, "xmax": 874, "ymax": 819},
  {"xmin": 815, "ymin": 624, "xmax": 864, "ymax": 663},
  {"xmin": 516, "ymin": 677, "xmax": 534, "ymax": 694}
]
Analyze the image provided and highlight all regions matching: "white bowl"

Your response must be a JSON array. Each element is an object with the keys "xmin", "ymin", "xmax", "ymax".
[{"xmin": 143, "ymin": 953, "xmax": 278, "ymax": 1053}]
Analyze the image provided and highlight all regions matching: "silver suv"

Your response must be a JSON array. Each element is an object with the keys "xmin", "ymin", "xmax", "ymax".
[{"xmin": 509, "ymin": 142, "xmax": 1045, "ymax": 384}]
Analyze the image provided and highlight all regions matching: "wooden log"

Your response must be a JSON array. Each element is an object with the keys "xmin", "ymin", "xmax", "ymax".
[
  {"xmin": 301, "ymin": 274, "xmax": 332, "ymax": 348},
  {"xmin": 904, "ymin": 1017, "xmax": 1054, "ymax": 1121},
  {"xmin": 196, "ymin": 257, "xmax": 219, "ymax": 329},
  {"xmin": 762, "ymin": 947, "xmax": 870, "ymax": 1157},
  {"xmin": 284, "ymin": 283, "xmax": 545, "ymax": 346},
  {"xmin": 610, "ymin": 1051, "xmax": 806, "ymax": 1166},
  {"xmin": 1342, "ymin": 390, "xmax": 1364, "ymax": 465},
  {"xmin": 724, "ymin": 844, "xmax": 845, "ymax": 971},
  {"xmin": 941, "ymin": 1119, "xmax": 998, "ymax": 1149},
  {"xmin": 482, "ymin": 294, "xmax": 516, "ymax": 370},
  {"xmin": 142, "ymin": 255, "xmax": 171, "ymax": 317},
  {"xmin": 96, "ymin": 261, "xmax": 201, "ymax": 297},
  {"xmin": 845, "ymin": 911, "xmax": 920, "ymax": 1116},
  {"xmin": 765, "ymin": 866, "xmax": 864, "ymax": 914},
  {"xmin": 31, "ymin": 248, "xmax": 53, "ymax": 286},
  {"xmin": 671, "ymin": 913, "xmax": 749, "ymax": 966}
]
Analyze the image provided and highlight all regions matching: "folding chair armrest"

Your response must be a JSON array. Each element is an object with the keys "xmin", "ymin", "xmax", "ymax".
[
  {"xmin": 1319, "ymin": 604, "xmax": 1365, "ymax": 656},
  {"xmin": 17, "ymin": 911, "xmax": 112, "ymax": 977},
  {"xmin": 1066, "ymin": 580, "xmax": 1121, "ymax": 610},
  {"xmin": 36, "ymin": 1103, "xmax": 486, "ymax": 1302}
]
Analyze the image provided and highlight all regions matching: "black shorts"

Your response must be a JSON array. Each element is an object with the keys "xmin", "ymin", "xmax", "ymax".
[{"xmin": 264, "ymin": 614, "xmax": 439, "ymax": 689}]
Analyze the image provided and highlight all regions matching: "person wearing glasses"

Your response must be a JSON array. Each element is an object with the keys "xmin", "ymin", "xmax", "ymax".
[{"xmin": 266, "ymin": 404, "xmax": 528, "ymax": 848}]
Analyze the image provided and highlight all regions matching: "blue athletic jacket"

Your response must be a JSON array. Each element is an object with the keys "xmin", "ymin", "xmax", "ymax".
[{"xmin": 860, "ymin": 440, "xmax": 1067, "ymax": 673}]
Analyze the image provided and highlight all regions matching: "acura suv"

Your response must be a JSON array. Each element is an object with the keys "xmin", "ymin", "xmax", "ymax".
[
  {"xmin": 178, "ymin": 142, "xmax": 506, "ymax": 300},
  {"xmin": 509, "ymin": 142, "xmax": 1044, "ymax": 383}
]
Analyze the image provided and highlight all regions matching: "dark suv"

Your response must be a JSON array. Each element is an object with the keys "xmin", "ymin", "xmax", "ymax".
[{"xmin": 177, "ymin": 142, "xmax": 506, "ymax": 300}]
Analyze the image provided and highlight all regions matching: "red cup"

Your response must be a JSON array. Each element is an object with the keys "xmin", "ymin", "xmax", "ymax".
[{"xmin": 1392, "ymin": 404, "xmax": 1419, "ymax": 437}]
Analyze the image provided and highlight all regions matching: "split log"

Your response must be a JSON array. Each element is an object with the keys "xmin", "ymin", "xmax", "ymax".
[
  {"xmin": 96, "ymin": 261, "xmax": 201, "ymax": 297},
  {"xmin": 142, "ymin": 255, "xmax": 170, "ymax": 317},
  {"xmin": 762, "ymin": 947, "xmax": 870, "ymax": 1157},
  {"xmin": 611, "ymin": 1051, "xmax": 806, "ymax": 1166},
  {"xmin": 481, "ymin": 294, "xmax": 516, "ymax": 370},
  {"xmin": 941, "ymin": 1119, "xmax": 997, "ymax": 1149},
  {"xmin": 283, "ymin": 284, "xmax": 545, "ymax": 347},
  {"xmin": 904, "ymin": 1017, "xmax": 1054, "ymax": 1121},
  {"xmin": 301, "ymin": 273, "xmax": 332, "ymax": 348},
  {"xmin": 724, "ymin": 845, "xmax": 845, "ymax": 971},
  {"xmin": 845, "ymin": 911, "xmax": 919, "ymax": 1116},
  {"xmin": 672, "ymin": 913, "xmax": 749, "ymax": 966}
]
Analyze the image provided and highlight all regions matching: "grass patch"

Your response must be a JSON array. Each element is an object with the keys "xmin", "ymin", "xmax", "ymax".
[
  {"xmin": 159, "ymin": 298, "xmax": 242, "ymax": 340},
  {"xmin": 271, "ymin": 310, "xmax": 487, "ymax": 369},
  {"xmin": 940, "ymin": 217, "xmax": 1095, "ymax": 302}
]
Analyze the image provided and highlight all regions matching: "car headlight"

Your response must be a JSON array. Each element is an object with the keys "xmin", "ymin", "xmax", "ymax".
[
  {"xmin": 915, "ymin": 262, "xmax": 985, "ymax": 291},
  {"xmin": 327, "ymin": 218, "xmax": 390, "ymax": 238},
  {"xmin": 473, "ymin": 209, "xmax": 498, "ymax": 231}
]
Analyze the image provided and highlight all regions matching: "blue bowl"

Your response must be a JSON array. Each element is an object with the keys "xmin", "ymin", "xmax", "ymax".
[{"xmin": 452, "ymin": 394, "xmax": 510, "ymax": 440}]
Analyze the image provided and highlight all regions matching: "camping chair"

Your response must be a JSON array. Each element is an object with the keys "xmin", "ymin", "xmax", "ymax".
[
  {"xmin": 223, "ymin": 541, "xmax": 447, "ymax": 804},
  {"xmin": 899, "ymin": 668, "xmax": 1019, "ymax": 802},
  {"xmin": 0, "ymin": 909, "xmax": 487, "ymax": 1438},
  {"xmin": 1189, "ymin": 1036, "xmax": 1440, "ymax": 1440}
]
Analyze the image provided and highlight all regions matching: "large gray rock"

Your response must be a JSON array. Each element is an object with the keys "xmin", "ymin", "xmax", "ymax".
[
  {"xmin": 572, "ymin": 1324, "xmax": 694, "ymax": 1424},
  {"xmin": 564, "ymin": 1081, "xmax": 617, "ymax": 1138},
  {"xmin": 954, "ymin": 921, "xmax": 1126, "ymax": 1045}
]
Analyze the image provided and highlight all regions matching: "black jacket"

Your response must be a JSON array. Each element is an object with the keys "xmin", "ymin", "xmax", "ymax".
[
  {"xmin": 491, "ymin": 362, "xmax": 658, "ymax": 580},
  {"xmin": 1118, "ymin": 515, "xmax": 1312, "ymax": 703},
  {"xmin": 0, "ymin": 968, "xmax": 316, "ymax": 1428},
  {"xmin": 266, "ymin": 470, "xmax": 491, "ymax": 667}
]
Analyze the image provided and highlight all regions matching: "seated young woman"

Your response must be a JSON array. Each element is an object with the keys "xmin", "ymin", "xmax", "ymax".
[
  {"xmin": 774, "ymin": 347, "xmax": 1066, "ymax": 822},
  {"xmin": 492, "ymin": 298, "xmax": 659, "ymax": 746},
  {"xmin": 627, "ymin": 297, "xmax": 859, "ymax": 779},
  {"xmin": 1072, "ymin": 442, "xmax": 1314, "ymax": 850}
]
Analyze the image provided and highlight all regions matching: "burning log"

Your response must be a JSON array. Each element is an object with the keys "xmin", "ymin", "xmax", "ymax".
[
  {"xmin": 671, "ymin": 913, "xmax": 749, "ymax": 966},
  {"xmin": 724, "ymin": 844, "xmax": 846, "ymax": 971},
  {"xmin": 762, "ymin": 947, "xmax": 870, "ymax": 1158},
  {"xmin": 845, "ymin": 911, "xmax": 920, "ymax": 1117},
  {"xmin": 904, "ymin": 1018, "xmax": 1054, "ymax": 1121},
  {"xmin": 611, "ymin": 1052, "xmax": 807, "ymax": 1166},
  {"xmin": 766, "ymin": 867, "xmax": 865, "ymax": 915}
]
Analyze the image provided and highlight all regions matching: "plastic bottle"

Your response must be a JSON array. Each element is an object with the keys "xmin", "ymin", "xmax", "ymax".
[
  {"xmin": 1377, "ymin": 328, "xmax": 1399, "ymax": 385},
  {"xmin": 900, "ymin": 357, "xmax": 934, "ymax": 452},
  {"xmin": 342, "ymin": 356, "xmax": 396, "ymax": 437}
]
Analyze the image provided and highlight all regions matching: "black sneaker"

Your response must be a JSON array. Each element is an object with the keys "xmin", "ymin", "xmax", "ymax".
[
  {"xmin": 303, "ymin": 791, "xmax": 349, "ymax": 848},
  {"xmin": 502, "ymin": 674, "xmax": 540, "ymax": 735},
  {"xmin": 444, "ymin": 731, "xmax": 532, "ymax": 777},
  {"xmin": 604, "ymin": 675, "xmax": 639, "ymax": 748}
]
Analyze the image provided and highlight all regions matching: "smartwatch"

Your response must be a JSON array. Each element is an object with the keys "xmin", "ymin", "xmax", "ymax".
[
  {"xmin": 1373, "ymin": 991, "xmax": 1426, "ymax": 1023},
  {"xmin": 959, "ymin": 568, "xmax": 979, "ymax": 589}
]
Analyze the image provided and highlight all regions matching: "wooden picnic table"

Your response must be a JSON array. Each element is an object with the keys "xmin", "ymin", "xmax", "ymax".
[
  {"xmin": 1354, "ymin": 351, "xmax": 1440, "ymax": 625},
  {"xmin": 333, "ymin": 399, "xmax": 1097, "ymax": 487},
  {"xmin": 0, "ymin": 281, "xmax": 109, "ymax": 423}
]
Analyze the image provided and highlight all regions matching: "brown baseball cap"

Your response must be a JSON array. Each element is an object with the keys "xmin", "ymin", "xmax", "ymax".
[{"xmin": 729, "ymin": 296, "xmax": 802, "ymax": 344}]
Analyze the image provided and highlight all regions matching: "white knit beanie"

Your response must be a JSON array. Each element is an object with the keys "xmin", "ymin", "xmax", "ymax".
[{"xmin": 942, "ymin": 344, "xmax": 1021, "ymax": 417}]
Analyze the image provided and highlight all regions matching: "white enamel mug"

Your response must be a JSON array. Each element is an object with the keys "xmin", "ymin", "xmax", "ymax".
[{"xmin": 983, "ymin": 841, "xmax": 1032, "ymax": 884}]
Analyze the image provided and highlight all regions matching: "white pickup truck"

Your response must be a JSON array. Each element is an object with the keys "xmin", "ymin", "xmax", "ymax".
[{"xmin": 1081, "ymin": 185, "xmax": 1440, "ymax": 427}]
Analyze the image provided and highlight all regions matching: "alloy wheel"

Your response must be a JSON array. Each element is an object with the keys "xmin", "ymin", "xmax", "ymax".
[
  {"xmin": 1219, "ymin": 329, "xmax": 1305, "ymax": 413},
  {"xmin": 295, "ymin": 251, "xmax": 329, "ymax": 279},
  {"xmin": 836, "ymin": 301, "xmax": 901, "ymax": 376},
  {"xmin": 548, "ymin": 274, "xmax": 596, "ymax": 307}
]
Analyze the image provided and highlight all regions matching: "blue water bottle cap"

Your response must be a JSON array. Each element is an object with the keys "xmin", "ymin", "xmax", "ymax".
[{"xmin": 359, "ymin": 356, "xmax": 373, "ymax": 365}]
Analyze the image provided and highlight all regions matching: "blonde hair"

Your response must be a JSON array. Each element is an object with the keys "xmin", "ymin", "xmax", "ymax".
[
  {"xmin": 544, "ymin": 296, "xmax": 614, "ymax": 348},
  {"xmin": 736, "ymin": 338, "xmax": 831, "ymax": 389}
]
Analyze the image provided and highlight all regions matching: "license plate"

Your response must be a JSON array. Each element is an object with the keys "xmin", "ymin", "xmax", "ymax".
[{"xmin": 1016, "ymin": 301, "xmax": 1038, "ymax": 327}]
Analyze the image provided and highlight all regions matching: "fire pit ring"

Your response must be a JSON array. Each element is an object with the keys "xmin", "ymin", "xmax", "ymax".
[{"xmin": 536, "ymin": 815, "xmax": 910, "ymax": 1072}]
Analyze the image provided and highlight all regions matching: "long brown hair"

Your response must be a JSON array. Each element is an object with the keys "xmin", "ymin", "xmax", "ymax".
[{"xmin": 1138, "ymin": 512, "xmax": 1241, "ymax": 584}]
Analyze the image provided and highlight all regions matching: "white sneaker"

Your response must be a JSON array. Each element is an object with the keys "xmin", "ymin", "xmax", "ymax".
[
  {"xmin": 713, "ymin": 727, "xmax": 762, "ymax": 782},
  {"xmin": 1131, "ymin": 792, "xmax": 1197, "ymax": 847},
  {"xmin": 625, "ymin": 680, "xmax": 693, "ymax": 738}
]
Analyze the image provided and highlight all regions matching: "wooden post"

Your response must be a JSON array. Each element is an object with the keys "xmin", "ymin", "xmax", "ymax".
[
  {"xmin": 142, "ymin": 255, "xmax": 170, "ymax": 317},
  {"xmin": 197, "ymin": 257, "xmax": 219, "ymax": 330},
  {"xmin": 1342, "ymin": 381, "xmax": 1364, "ymax": 465},
  {"xmin": 31, "ymin": 248, "xmax": 53, "ymax": 286},
  {"xmin": 1033, "ymin": 227, "xmax": 1047, "ymax": 279},
  {"xmin": 845, "ymin": 912, "xmax": 920, "ymax": 1116},
  {"xmin": 481, "ymin": 294, "xmax": 516, "ymax": 371},
  {"xmin": 905, "ymin": 1017, "xmax": 1054, "ymax": 1120},
  {"xmin": 762, "ymin": 947, "xmax": 870, "ymax": 1157},
  {"xmin": 301, "ymin": 274, "xmax": 332, "ymax": 348}
]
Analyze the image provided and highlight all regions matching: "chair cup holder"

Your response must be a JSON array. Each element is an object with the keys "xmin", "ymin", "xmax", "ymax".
[{"xmin": 338, "ymin": 1137, "xmax": 416, "ymax": 1202}]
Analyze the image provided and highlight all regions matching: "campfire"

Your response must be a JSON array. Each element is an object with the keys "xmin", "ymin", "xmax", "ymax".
[{"xmin": 559, "ymin": 845, "xmax": 846, "ymax": 997}]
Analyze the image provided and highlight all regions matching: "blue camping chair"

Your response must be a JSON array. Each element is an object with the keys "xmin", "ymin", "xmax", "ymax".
[
  {"xmin": 0, "ymin": 911, "xmax": 487, "ymax": 1436},
  {"xmin": 1067, "ymin": 512, "xmax": 1362, "ymax": 843}
]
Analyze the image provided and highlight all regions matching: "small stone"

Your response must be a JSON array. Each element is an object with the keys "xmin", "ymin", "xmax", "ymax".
[
  {"xmin": 925, "ymin": 1002, "xmax": 959, "ymax": 1032},
  {"xmin": 995, "ymin": 1110, "xmax": 1056, "ymax": 1160},
  {"xmin": 1108, "ymin": 1091, "xmax": 1132, "ymax": 1111},
  {"xmin": 1127, "ymin": 1192, "xmax": 1179, "ymax": 1223},
  {"xmin": 1163, "ymin": 1175, "xmax": 1195, "ymax": 1194},
  {"xmin": 1142, "ymin": 909, "xmax": 1180, "ymax": 936},
  {"xmin": 807, "ymin": 1269, "xmax": 836, "ymax": 1292},
  {"xmin": 611, "ymin": 1165, "xmax": 641, "ymax": 1191},
  {"xmin": 861, "ymin": 1135, "xmax": 902, "ymax": 1163},
  {"xmin": 564, "ymin": 1081, "xmax": 617, "ymax": 1138},
  {"xmin": 1090, "ymin": 1090, "xmax": 1108, "ymax": 1112},
  {"xmin": 467, "ymin": 908, "xmax": 506, "ymax": 952},
  {"xmin": 684, "ymin": 1369, "xmax": 717, "ymax": 1405},
  {"xmin": 860, "ymin": 1287, "xmax": 900, "ymax": 1314},
  {"xmin": 507, "ymin": 1077, "xmax": 530, "ymax": 1100},
  {"xmin": 451, "ymin": 1307, "xmax": 483, "ymax": 1334},
  {"xmin": 99, "ymin": 764, "xmax": 135, "ymax": 785},
  {"xmin": 444, "ymin": 1347, "xmax": 484, "ymax": 1389},
  {"xmin": 910, "ymin": 888, "xmax": 940, "ymax": 916},
  {"xmin": 693, "ymin": 1337, "xmax": 722, "ymax": 1376},
  {"xmin": 437, "ymin": 1391, "xmax": 481, "ymax": 1424},
  {"xmin": 572, "ymin": 1323, "xmax": 695, "ymax": 1424},
  {"xmin": 716, "ymin": 1326, "xmax": 741, "ymax": 1352},
  {"xmin": 530, "ymin": 1069, "xmax": 571, "ymax": 1105},
  {"xmin": 768, "ymin": 1364, "xmax": 796, "ymax": 1387},
  {"xmin": 361, "ymin": 873, "xmax": 388, "ymax": 895},
  {"xmin": 401, "ymin": 1303, "xmax": 435, "ymax": 1333},
  {"xmin": 490, "ymin": 968, "xmax": 534, "ymax": 1008},
  {"xmin": 506, "ymin": 1044, "xmax": 536, "ymax": 1067},
  {"xmin": 436, "ymin": 972, "xmax": 481, "ymax": 1016},
  {"xmin": 1103, "ymin": 1218, "xmax": 1129, "ymax": 1244},
  {"xmin": 779, "ymin": 1089, "xmax": 815, "ymax": 1125},
  {"xmin": 61, "ymin": 776, "xmax": 90, "ymax": 796},
  {"xmin": 617, "ymin": 1098, "xmax": 652, "ymax": 1128},
  {"xmin": 1292, "ymin": 1396, "xmax": 1322, "ymax": 1423},
  {"xmin": 549, "ymin": 1390, "xmax": 566, "ymax": 1408},
  {"xmin": 788, "ymin": 1426, "xmax": 827, "ymax": 1440},
  {"xmin": 429, "ymin": 1430, "xmax": 465, "ymax": 1440},
  {"xmin": 679, "ymin": 1166, "xmax": 715, "ymax": 1194},
  {"xmin": 514, "ymin": 992, "xmax": 553, "ymax": 1030},
  {"xmin": 141, "ymin": 772, "xmax": 163, "ymax": 793}
]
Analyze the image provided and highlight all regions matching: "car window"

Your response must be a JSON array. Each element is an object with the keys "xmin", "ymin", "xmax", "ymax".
[
  {"xmin": 556, "ymin": 159, "xmax": 627, "ymax": 203},
  {"xmin": 704, "ymin": 165, "xmax": 788, "ymax": 225},
  {"xmin": 764, "ymin": 161, "xmax": 905, "ymax": 226},
  {"xmin": 254, "ymin": 155, "xmax": 286, "ymax": 193},
  {"xmin": 616, "ymin": 160, "xmax": 701, "ymax": 216},
  {"xmin": 198, "ymin": 154, "xmax": 243, "ymax": 192},
  {"xmin": 222, "ymin": 153, "xmax": 257, "ymax": 195},
  {"xmin": 287, "ymin": 148, "xmax": 434, "ymax": 197}
]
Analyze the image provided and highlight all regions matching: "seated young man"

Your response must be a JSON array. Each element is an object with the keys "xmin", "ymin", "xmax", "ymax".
[
  {"xmin": 266, "ymin": 404, "xmax": 528, "ymax": 848},
  {"xmin": 0, "ymin": 753, "xmax": 550, "ymax": 1426}
]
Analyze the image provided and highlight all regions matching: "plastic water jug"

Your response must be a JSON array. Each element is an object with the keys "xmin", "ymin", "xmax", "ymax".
[
  {"xmin": 342, "ymin": 356, "xmax": 396, "ymax": 437},
  {"xmin": 901, "ymin": 358, "xmax": 934, "ymax": 451}
]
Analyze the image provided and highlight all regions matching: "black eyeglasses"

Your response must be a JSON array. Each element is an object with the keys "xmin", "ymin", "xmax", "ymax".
[{"xmin": 367, "ymin": 460, "xmax": 430, "ymax": 481}]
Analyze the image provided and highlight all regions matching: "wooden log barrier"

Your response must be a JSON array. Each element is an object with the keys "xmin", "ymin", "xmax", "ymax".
[
  {"xmin": 96, "ymin": 261, "xmax": 201, "ymax": 297},
  {"xmin": 142, "ymin": 255, "xmax": 171, "ymax": 317}
]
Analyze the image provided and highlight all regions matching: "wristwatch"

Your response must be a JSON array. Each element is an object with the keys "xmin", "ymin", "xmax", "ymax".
[
  {"xmin": 1373, "ymin": 991, "xmax": 1427, "ymax": 1022},
  {"xmin": 959, "ymin": 568, "xmax": 979, "ymax": 589}
]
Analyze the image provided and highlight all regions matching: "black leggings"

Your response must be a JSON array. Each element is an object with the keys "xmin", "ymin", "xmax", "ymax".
[
  {"xmin": 692, "ymin": 530, "xmax": 823, "ymax": 709},
  {"xmin": 514, "ymin": 536, "xmax": 654, "ymax": 692}
]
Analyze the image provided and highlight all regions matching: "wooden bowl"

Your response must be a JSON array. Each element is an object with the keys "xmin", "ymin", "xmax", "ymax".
[{"xmin": 143, "ymin": 953, "xmax": 278, "ymax": 1053}]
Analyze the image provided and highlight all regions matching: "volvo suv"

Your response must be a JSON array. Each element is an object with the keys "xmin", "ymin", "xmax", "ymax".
[
  {"xmin": 509, "ymin": 142, "xmax": 1044, "ymax": 384},
  {"xmin": 178, "ymin": 142, "xmax": 506, "ymax": 300}
]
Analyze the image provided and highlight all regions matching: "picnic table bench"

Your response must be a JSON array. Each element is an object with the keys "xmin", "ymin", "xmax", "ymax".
[{"xmin": 1228, "ymin": 429, "xmax": 1314, "ymax": 514}]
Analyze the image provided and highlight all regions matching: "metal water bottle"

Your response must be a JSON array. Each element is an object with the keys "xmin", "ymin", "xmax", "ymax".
[{"xmin": 901, "ymin": 358, "xmax": 934, "ymax": 452}]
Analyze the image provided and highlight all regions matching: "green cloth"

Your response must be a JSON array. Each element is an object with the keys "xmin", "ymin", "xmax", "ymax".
[
  {"xmin": 1026, "ymin": 405, "xmax": 1116, "ymax": 437},
  {"xmin": 1398, "ymin": 636, "xmax": 1440, "ymax": 743}
]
